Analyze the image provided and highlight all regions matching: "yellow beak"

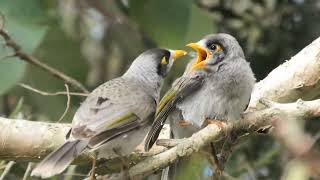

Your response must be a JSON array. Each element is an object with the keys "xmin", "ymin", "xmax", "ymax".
[
  {"xmin": 172, "ymin": 50, "xmax": 187, "ymax": 60},
  {"xmin": 186, "ymin": 42, "xmax": 210, "ymax": 70}
]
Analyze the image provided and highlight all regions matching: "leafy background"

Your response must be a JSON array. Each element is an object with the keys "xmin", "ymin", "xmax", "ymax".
[{"xmin": 0, "ymin": 0, "xmax": 319, "ymax": 179}]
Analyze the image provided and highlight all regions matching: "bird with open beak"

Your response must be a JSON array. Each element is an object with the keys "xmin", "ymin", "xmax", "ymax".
[{"xmin": 145, "ymin": 33, "xmax": 256, "ymax": 180}]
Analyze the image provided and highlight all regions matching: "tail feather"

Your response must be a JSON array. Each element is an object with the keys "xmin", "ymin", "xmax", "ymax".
[{"xmin": 31, "ymin": 140, "xmax": 88, "ymax": 178}]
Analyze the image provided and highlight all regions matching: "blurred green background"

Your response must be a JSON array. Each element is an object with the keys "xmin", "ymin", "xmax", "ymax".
[{"xmin": 0, "ymin": 0, "xmax": 319, "ymax": 179}]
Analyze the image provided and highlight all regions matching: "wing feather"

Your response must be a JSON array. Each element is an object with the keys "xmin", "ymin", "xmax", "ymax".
[
  {"xmin": 144, "ymin": 73, "xmax": 205, "ymax": 151},
  {"xmin": 71, "ymin": 78, "xmax": 155, "ymax": 140}
]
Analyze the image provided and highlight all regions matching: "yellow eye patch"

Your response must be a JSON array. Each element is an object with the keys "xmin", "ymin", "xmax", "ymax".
[
  {"xmin": 215, "ymin": 44, "xmax": 222, "ymax": 52},
  {"xmin": 216, "ymin": 44, "xmax": 222, "ymax": 52},
  {"xmin": 161, "ymin": 57, "xmax": 168, "ymax": 65}
]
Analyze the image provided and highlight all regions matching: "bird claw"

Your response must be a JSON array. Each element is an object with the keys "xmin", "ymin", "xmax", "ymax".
[
  {"xmin": 203, "ymin": 119, "xmax": 226, "ymax": 129},
  {"xmin": 177, "ymin": 119, "xmax": 192, "ymax": 127}
]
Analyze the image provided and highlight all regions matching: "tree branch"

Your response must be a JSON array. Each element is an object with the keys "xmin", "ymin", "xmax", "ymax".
[
  {"xmin": 123, "ymin": 99, "xmax": 320, "ymax": 179},
  {"xmin": 0, "ymin": 117, "xmax": 167, "ymax": 172},
  {"xmin": 1, "ymin": 99, "xmax": 320, "ymax": 177},
  {"xmin": 0, "ymin": 28, "xmax": 89, "ymax": 93},
  {"xmin": 248, "ymin": 36, "xmax": 320, "ymax": 108},
  {"xmin": 19, "ymin": 83, "xmax": 88, "ymax": 97}
]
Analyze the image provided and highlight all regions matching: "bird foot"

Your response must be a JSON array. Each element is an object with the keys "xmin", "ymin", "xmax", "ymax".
[
  {"xmin": 203, "ymin": 119, "xmax": 226, "ymax": 129},
  {"xmin": 177, "ymin": 119, "xmax": 192, "ymax": 127}
]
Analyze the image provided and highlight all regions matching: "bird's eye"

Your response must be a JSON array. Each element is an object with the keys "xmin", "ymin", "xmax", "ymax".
[
  {"xmin": 209, "ymin": 44, "xmax": 217, "ymax": 50},
  {"xmin": 161, "ymin": 57, "xmax": 168, "ymax": 65},
  {"xmin": 208, "ymin": 43, "xmax": 222, "ymax": 52}
]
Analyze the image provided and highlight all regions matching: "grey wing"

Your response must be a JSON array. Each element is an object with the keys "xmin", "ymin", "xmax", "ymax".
[
  {"xmin": 87, "ymin": 114, "xmax": 141, "ymax": 148},
  {"xmin": 71, "ymin": 78, "xmax": 156, "ymax": 142},
  {"xmin": 144, "ymin": 72, "xmax": 205, "ymax": 151}
]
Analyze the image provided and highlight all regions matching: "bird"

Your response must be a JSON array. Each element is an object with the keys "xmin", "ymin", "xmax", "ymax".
[
  {"xmin": 31, "ymin": 48, "xmax": 187, "ymax": 179},
  {"xmin": 144, "ymin": 33, "xmax": 256, "ymax": 180}
]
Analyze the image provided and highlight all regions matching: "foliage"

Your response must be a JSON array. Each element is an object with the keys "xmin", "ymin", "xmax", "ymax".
[{"xmin": 0, "ymin": 0, "xmax": 48, "ymax": 94}]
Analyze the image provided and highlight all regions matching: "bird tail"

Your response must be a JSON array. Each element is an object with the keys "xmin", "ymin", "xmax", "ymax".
[
  {"xmin": 31, "ymin": 140, "xmax": 88, "ymax": 178},
  {"xmin": 162, "ymin": 152, "xmax": 215, "ymax": 180}
]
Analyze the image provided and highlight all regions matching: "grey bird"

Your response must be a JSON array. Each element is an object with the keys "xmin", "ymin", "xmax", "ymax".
[
  {"xmin": 31, "ymin": 48, "xmax": 187, "ymax": 179},
  {"xmin": 145, "ymin": 34, "xmax": 255, "ymax": 179}
]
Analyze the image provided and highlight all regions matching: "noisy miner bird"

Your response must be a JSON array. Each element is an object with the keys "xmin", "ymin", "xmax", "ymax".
[
  {"xmin": 145, "ymin": 33, "xmax": 255, "ymax": 180},
  {"xmin": 31, "ymin": 48, "xmax": 187, "ymax": 179}
]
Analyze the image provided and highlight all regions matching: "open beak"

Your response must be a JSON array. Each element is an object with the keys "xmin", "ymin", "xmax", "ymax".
[
  {"xmin": 186, "ymin": 42, "xmax": 211, "ymax": 70},
  {"xmin": 172, "ymin": 50, "xmax": 187, "ymax": 61}
]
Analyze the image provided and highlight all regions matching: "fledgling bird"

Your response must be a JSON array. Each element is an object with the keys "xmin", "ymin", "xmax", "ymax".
[
  {"xmin": 31, "ymin": 48, "xmax": 187, "ymax": 179},
  {"xmin": 145, "ymin": 33, "xmax": 256, "ymax": 179}
]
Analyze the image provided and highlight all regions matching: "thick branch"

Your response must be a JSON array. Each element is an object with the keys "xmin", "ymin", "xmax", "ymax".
[
  {"xmin": 249, "ymin": 36, "xmax": 320, "ymax": 108},
  {"xmin": 0, "ymin": 117, "xmax": 167, "ymax": 171},
  {"xmin": 125, "ymin": 99, "xmax": 320, "ymax": 178},
  {"xmin": 0, "ymin": 118, "xmax": 72, "ymax": 162},
  {"xmin": 1, "ymin": 99, "xmax": 320, "ymax": 176},
  {"xmin": 0, "ymin": 29, "xmax": 89, "ymax": 93}
]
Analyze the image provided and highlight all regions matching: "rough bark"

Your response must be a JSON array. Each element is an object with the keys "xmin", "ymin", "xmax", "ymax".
[{"xmin": 249, "ymin": 36, "xmax": 320, "ymax": 108}]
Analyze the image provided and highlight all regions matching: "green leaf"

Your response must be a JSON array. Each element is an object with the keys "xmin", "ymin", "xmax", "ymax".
[
  {"xmin": 0, "ymin": 0, "xmax": 48, "ymax": 94},
  {"xmin": 129, "ymin": 0, "xmax": 193, "ymax": 48}
]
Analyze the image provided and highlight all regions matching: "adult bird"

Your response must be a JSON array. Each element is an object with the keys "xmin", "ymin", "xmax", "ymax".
[
  {"xmin": 31, "ymin": 48, "xmax": 187, "ymax": 179},
  {"xmin": 145, "ymin": 34, "xmax": 255, "ymax": 180}
]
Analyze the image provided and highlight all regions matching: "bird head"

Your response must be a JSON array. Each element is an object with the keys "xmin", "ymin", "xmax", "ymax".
[
  {"xmin": 186, "ymin": 33, "xmax": 244, "ymax": 71},
  {"xmin": 132, "ymin": 48, "xmax": 187, "ymax": 77}
]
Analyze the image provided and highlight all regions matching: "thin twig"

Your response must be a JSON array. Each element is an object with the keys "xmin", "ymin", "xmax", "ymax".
[
  {"xmin": 57, "ymin": 84, "xmax": 71, "ymax": 122},
  {"xmin": 19, "ymin": 83, "xmax": 88, "ymax": 97},
  {"xmin": 218, "ymin": 137, "xmax": 235, "ymax": 173},
  {"xmin": 0, "ymin": 161, "xmax": 15, "ymax": 180},
  {"xmin": 0, "ymin": 11, "xmax": 5, "ymax": 29},
  {"xmin": 0, "ymin": 28, "xmax": 89, "ymax": 93},
  {"xmin": 22, "ymin": 162, "xmax": 33, "ymax": 180},
  {"xmin": 211, "ymin": 143, "xmax": 222, "ymax": 179}
]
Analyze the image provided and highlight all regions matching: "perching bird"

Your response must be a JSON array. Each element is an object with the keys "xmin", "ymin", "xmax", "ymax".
[
  {"xmin": 31, "ymin": 48, "xmax": 187, "ymax": 179},
  {"xmin": 145, "ymin": 33, "xmax": 255, "ymax": 179}
]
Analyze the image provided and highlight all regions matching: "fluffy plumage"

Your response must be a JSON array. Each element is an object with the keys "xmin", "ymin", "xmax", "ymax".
[{"xmin": 145, "ymin": 33, "xmax": 255, "ymax": 179}]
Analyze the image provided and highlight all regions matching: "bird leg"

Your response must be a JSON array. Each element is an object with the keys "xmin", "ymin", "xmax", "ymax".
[
  {"xmin": 177, "ymin": 119, "xmax": 192, "ymax": 127},
  {"xmin": 88, "ymin": 153, "xmax": 97, "ymax": 180},
  {"xmin": 112, "ymin": 148, "xmax": 130, "ymax": 180},
  {"xmin": 203, "ymin": 118, "xmax": 226, "ymax": 129}
]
